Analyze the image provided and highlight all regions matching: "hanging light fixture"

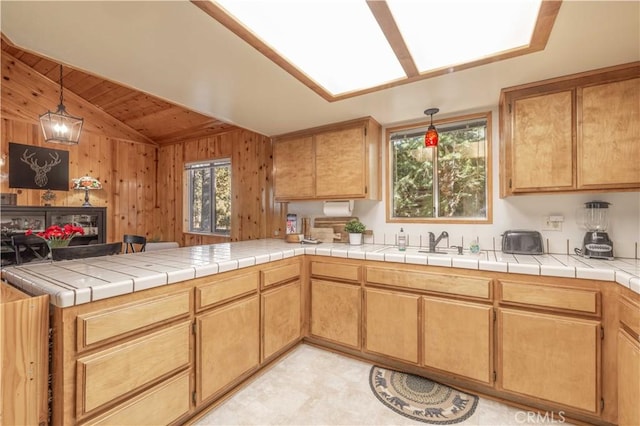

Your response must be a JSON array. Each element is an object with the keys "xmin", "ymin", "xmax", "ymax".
[
  {"xmin": 39, "ymin": 65, "xmax": 83, "ymax": 145},
  {"xmin": 423, "ymin": 108, "xmax": 440, "ymax": 148}
]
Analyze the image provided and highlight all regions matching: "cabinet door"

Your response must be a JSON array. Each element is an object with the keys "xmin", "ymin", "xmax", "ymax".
[
  {"xmin": 197, "ymin": 295, "xmax": 259, "ymax": 402},
  {"xmin": 579, "ymin": 78, "xmax": 640, "ymax": 188},
  {"xmin": 511, "ymin": 91, "xmax": 574, "ymax": 192},
  {"xmin": 365, "ymin": 288, "xmax": 419, "ymax": 363},
  {"xmin": 498, "ymin": 309, "xmax": 600, "ymax": 413},
  {"xmin": 262, "ymin": 281, "xmax": 301, "ymax": 360},
  {"xmin": 315, "ymin": 126, "xmax": 366, "ymax": 198},
  {"xmin": 422, "ymin": 297, "xmax": 492, "ymax": 384},
  {"xmin": 273, "ymin": 136, "xmax": 314, "ymax": 200},
  {"xmin": 618, "ymin": 330, "xmax": 640, "ymax": 426},
  {"xmin": 311, "ymin": 279, "xmax": 361, "ymax": 349}
]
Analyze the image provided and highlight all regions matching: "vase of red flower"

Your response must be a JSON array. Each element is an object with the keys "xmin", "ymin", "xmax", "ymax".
[{"xmin": 26, "ymin": 224, "xmax": 85, "ymax": 258}]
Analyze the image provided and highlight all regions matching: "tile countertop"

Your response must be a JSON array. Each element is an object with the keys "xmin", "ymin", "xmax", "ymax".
[{"xmin": 1, "ymin": 239, "xmax": 639, "ymax": 308}]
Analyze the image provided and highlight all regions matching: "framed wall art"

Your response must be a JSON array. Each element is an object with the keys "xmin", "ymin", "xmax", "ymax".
[{"xmin": 9, "ymin": 142, "xmax": 69, "ymax": 190}]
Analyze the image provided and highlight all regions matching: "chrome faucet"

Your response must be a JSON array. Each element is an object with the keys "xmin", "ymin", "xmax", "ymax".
[{"xmin": 428, "ymin": 231, "xmax": 449, "ymax": 252}]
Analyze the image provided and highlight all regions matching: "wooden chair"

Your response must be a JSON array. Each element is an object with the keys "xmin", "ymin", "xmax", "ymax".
[
  {"xmin": 51, "ymin": 242, "xmax": 122, "ymax": 261},
  {"xmin": 123, "ymin": 234, "xmax": 146, "ymax": 253},
  {"xmin": 11, "ymin": 234, "xmax": 48, "ymax": 265}
]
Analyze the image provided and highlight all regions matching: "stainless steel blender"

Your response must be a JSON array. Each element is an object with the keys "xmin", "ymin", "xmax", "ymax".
[{"xmin": 576, "ymin": 201, "xmax": 614, "ymax": 260}]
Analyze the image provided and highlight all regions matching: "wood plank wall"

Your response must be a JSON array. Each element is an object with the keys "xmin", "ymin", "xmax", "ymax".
[
  {"xmin": 0, "ymin": 119, "xmax": 157, "ymax": 243},
  {"xmin": 156, "ymin": 131, "xmax": 287, "ymax": 246},
  {"xmin": 1, "ymin": 52, "xmax": 286, "ymax": 247}
]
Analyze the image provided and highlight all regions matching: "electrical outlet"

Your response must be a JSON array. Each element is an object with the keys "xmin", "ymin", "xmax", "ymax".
[{"xmin": 541, "ymin": 216, "xmax": 563, "ymax": 231}]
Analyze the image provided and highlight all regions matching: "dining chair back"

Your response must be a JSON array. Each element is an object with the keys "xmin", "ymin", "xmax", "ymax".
[
  {"xmin": 123, "ymin": 234, "xmax": 147, "ymax": 253},
  {"xmin": 51, "ymin": 242, "xmax": 122, "ymax": 261},
  {"xmin": 11, "ymin": 234, "xmax": 48, "ymax": 265}
]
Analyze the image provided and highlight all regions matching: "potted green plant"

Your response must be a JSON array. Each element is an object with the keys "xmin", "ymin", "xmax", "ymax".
[{"xmin": 344, "ymin": 219, "xmax": 366, "ymax": 245}]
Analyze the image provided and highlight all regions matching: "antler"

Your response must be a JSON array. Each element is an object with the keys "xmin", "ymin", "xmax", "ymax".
[
  {"xmin": 41, "ymin": 152, "xmax": 61, "ymax": 172},
  {"xmin": 20, "ymin": 150, "xmax": 37, "ymax": 170}
]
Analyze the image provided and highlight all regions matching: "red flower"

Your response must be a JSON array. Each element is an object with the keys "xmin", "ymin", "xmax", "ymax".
[{"xmin": 27, "ymin": 224, "xmax": 84, "ymax": 243}]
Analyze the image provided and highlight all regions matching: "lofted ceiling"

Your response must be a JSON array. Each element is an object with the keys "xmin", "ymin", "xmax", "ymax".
[
  {"xmin": 1, "ymin": 37, "xmax": 239, "ymax": 146},
  {"xmin": 0, "ymin": 1, "xmax": 639, "ymax": 139}
]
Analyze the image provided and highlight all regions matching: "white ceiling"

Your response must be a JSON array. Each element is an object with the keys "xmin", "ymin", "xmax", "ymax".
[{"xmin": 1, "ymin": 1, "xmax": 639, "ymax": 137}]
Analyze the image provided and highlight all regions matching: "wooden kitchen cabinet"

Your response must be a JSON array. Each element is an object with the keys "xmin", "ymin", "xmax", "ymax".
[
  {"xmin": 422, "ymin": 297, "xmax": 493, "ymax": 384},
  {"xmin": 261, "ymin": 280, "xmax": 302, "ymax": 361},
  {"xmin": 497, "ymin": 279, "xmax": 601, "ymax": 413},
  {"xmin": 617, "ymin": 292, "xmax": 640, "ymax": 426},
  {"xmin": 364, "ymin": 288, "xmax": 419, "ymax": 363},
  {"xmin": 309, "ymin": 259, "xmax": 362, "ymax": 349},
  {"xmin": 1, "ymin": 282, "xmax": 49, "ymax": 426},
  {"xmin": 272, "ymin": 136, "xmax": 314, "ymax": 199},
  {"xmin": 500, "ymin": 62, "xmax": 639, "ymax": 197},
  {"xmin": 196, "ymin": 295, "xmax": 260, "ymax": 402},
  {"xmin": 273, "ymin": 116, "xmax": 381, "ymax": 201},
  {"xmin": 498, "ymin": 309, "xmax": 600, "ymax": 413},
  {"xmin": 310, "ymin": 279, "xmax": 361, "ymax": 349}
]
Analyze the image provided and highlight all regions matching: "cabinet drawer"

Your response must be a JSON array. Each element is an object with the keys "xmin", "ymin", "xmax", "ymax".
[
  {"xmin": 82, "ymin": 371, "xmax": 190, "ymax": 426},
  {"xmin": 619, "ymin": 295, "xmax": 640, "ymax": 337},
  {"xmin": 499, "ymin": 281, "xmax": 599, "ymax": 315},
  {"xmin": 261, "ymin": 262, "xmax": 300, "ymax": 289},
  {"xmin": 77, "ymin": 290, "xmax": 191, "ymax": 349},
  {"xmin": 196, "ymin": 271, "xmax": 258, "ymax": 311},
  {"xmin": 311, "ymin": 261, "xmax": 361, "ymax": 283},
  {"xmin": 77, "ymin": 321, "xmax": 191, "ymax": 416},
  {"xmin": 366, "ymin": 267, "xmax": 490, "ymax": 299}
]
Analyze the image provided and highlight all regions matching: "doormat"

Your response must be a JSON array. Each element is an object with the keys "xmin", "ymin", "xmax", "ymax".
[{"xmin": 369, "ymin": 366, "xmax": 479, "ymax": 424}]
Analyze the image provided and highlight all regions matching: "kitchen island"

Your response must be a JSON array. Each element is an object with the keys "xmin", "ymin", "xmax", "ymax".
[{"xmin": 2, "ymin": 240, "xmax": 639, "ymax": 425}]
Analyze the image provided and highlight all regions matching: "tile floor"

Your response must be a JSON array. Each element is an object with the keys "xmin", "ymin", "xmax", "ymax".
[{"xmin": 194, "ymin": 344, "xmax": 573, "ymax": 426}]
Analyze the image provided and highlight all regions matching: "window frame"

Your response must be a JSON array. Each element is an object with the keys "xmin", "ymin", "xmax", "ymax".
[
  {"xmin": 385, "ymin": 111, "xmax": 493, "ymax": 224},
  {"xmin": 184, "ymin": 158, "xmax": 232, "ymax": 236}
]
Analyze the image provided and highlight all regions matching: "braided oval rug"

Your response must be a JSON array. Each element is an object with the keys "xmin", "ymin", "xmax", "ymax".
[{"xmin": 369, "ymin": 366, "xmax": 479, "ymax": 424}]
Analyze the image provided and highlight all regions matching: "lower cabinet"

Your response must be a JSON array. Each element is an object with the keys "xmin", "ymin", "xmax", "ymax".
[
  {"xmin": 617, "ymin": 330, "xmax": 640, "ymax": 426},
  {"xmin": 76, "ymin": 321, "xmax": 192, "ymax": 416},
  {"xmin": 617, "ymin": 291, "xmax": 640, "ymax": 426},
  {"xmin": 422, "ymin": 297, "xmax": 493, "ymax": 384},
  {"xmin": 196, "ymin": 295, "xmax": 260, "ymax": 402},
  {"xmin": 364, "ymin": 288, "xmax": 419, "ymax": 363},
  {"xmin": 82, "ymin": 371, "xmax": 191, "ymax": 426},
  {"xmin": 310, "ymin": 279, "xmax": 361, "ymax": 349},
  {"xmin": 262, "ymin": 280, "xmax": 302, "ymax": 361},
  {"xmin": 497, "ymin": 308, "xmax": 600, "ymax": 413}
]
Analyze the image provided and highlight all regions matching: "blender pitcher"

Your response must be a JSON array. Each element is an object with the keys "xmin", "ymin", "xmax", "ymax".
[{"xmin": 576, "ymin": 201, "xmax": 614, "ymax": 260}]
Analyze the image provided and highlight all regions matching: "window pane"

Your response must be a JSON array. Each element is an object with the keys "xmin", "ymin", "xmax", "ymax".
[
  {"xmin": 392, "ymin": 138, "xmax": 434, "ymax": 218},
  {"xmin": 214, "ymin": 165, "xmax": 231, "ymax": 233},
  {"xmin": 389, "ymin": 115, "xmax": 488, "ymax": 221},
  {"xmin": 437, "ymin": 124, "xmax": 487, "ymax": 218},
  {"xmin": 190, "ymin": 168, "xmax": 212, "ymax": 232}
]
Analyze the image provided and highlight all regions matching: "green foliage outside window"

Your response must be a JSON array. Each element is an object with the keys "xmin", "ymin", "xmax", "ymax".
[{"xmin": 391, "ymin": 117, "xmax": 488, "ymax": 219}]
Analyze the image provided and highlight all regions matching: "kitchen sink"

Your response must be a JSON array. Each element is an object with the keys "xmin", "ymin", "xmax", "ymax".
[{"xmin": 377, "ymin": 246, "xmax": 484, "ymax": 257}]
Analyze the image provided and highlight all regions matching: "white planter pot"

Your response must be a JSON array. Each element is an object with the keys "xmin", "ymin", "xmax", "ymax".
[{"xmin": 349, "ymin": 233, "xmax": 363, "ymax": 245}]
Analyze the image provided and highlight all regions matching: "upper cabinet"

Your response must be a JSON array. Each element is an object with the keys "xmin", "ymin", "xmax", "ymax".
[
  {"xmin": 499, "ymin": 62, "xmax": 640, "ymax": 197},
  {"xmin": 273, "ymin": 117, "xmax": 381, "ymax": 201}
]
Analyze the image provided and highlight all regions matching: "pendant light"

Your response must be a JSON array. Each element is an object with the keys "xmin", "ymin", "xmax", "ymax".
[
  {"xmin": 39, "ymin": 65, "xmax": 83, "ymax": 145},
  {"xmin": 423, "ymin": 108, "xmax": 439, "ymax": 148}
]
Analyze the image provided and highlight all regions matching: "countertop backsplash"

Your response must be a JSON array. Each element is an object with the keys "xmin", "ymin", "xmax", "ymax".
[{"xmin": 288, "ymin": 191, "xmax": 640, "ymax": 258}]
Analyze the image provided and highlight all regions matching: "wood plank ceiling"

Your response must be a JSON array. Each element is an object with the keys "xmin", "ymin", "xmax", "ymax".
[{"xmin": 1, "ymin": 37, "xmax": 240, "ymax": 146}]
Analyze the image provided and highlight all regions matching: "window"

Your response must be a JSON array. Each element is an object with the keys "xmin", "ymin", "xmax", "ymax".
[
  {"xmin": 185, "ymin": 159, "xmax": 231, "ymax": 235},
  {"xmin": 388, "ymin": 112, "xmax": 491, "ymax": 223}
]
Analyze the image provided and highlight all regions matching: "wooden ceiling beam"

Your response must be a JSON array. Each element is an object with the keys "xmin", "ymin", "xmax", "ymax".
[{"xmin": 366, "ymin": 0, "xmax": 418, "ymax": 78}]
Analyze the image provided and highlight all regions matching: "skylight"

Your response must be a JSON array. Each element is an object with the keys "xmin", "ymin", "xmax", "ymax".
[{"xmin": 204, "ymin": 0, "xmax": 554, "ymax": 101}]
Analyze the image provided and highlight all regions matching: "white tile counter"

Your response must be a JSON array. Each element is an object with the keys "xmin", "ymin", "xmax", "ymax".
[{"xmin": 2, "ymin": 239, "xmax": 639, "ymax": 307}]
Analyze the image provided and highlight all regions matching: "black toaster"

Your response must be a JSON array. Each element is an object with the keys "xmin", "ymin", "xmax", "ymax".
[{"xmin": 502, "ymin": 230, "xmax": 544, "ymax": 255}]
